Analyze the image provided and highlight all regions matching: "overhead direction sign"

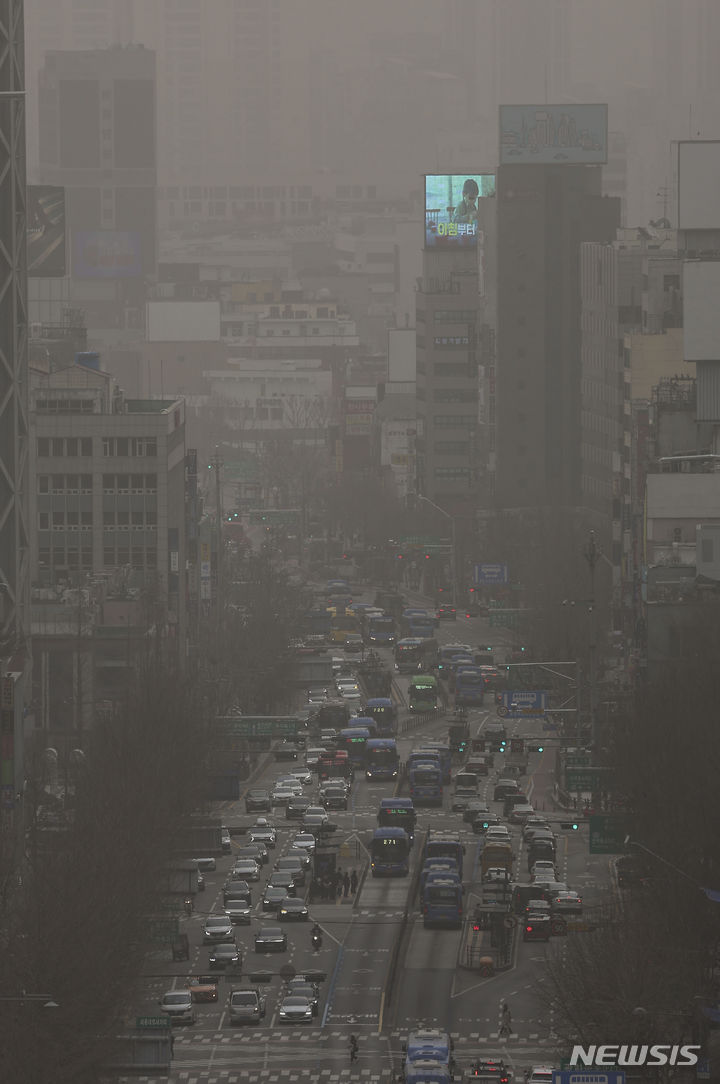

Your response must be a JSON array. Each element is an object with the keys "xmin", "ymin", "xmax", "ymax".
[
  {"xmin": 588, "ymin": 813, "xmax": 629, "ymax": 854},
  {"xmin": 498, "ymin": 690, "xmax": 547, "ymax": 717},
  {"xmin": 216, "ymin": 716, "xmax": 299, "ymax": 738},
  {"xmin": 474, "ymin": 563, "xmax": 508, "ymax": 585}
]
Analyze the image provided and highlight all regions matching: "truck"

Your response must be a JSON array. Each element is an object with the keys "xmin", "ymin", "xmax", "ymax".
[
  {"xmin": 480, "ymin": 841, "xmax": 513, "ymax": 878},
  {"xmin": 403, "ymin": 1028, "xmax": 455, "ymax": 1084},
  {"xmin": 448, "ymin": 716, "xmax": 470, "ymax": 755},
  {"xmin": 450, "ymin": 770, "xmax": 478, "ymax": 813}
]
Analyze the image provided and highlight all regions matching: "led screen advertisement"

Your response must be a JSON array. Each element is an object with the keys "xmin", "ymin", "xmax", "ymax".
[
  {"xmin": 499, "ymin": 103, "xmax": 608, "ymax": 165},
  {"xmin": 27, "ymin": 185, "xmax": 66, "ymax": 277},
  {"xmin": 424, "ymin": 174, "xmax": 495, "ymax": 248},
  {"xmin": 72, "ymin": 230, "xmax": 142, "ymax": 279}
]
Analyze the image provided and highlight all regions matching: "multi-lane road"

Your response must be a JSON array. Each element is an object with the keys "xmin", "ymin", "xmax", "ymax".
[{"xmin": 126, "ymin": 594, "xmax": 617, "ymax": 1083}]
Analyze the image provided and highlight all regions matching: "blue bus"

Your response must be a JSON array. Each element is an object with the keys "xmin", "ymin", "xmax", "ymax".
[
  {"xmin": 370, "ymin": 827, "xmax": 410, "ymax": 876},
  {"xmin": 423, "ymin": 832, "xmax": 465, "ymax": 879},
  {"xmin": 416, "ymin": 741, "xmax": 452, "ymax": 785},
  {"xmin": 423, "ymin": 874, "xmax": 464, "ymax": 928},
  {"xmin": 365, "ymin": 614, "xmax": 396, "ymax": 645},
  {"xmin": 377, "ymin": 798, "xmax": 416, "ymax": 841},
  {"xmin": 454, "ymin": 666, "xmax": 485, "ymax": 707},
  {"xmin": 364, "ymin": 697, "xmax": 397, "ymax": 737},
  {"xmin": 365, "ymin": 738, "xmax": 399, "ymax": 782},
  {"xmin": 419, "ymin": 858, "xmax": 460, "ymax": 901},
  {"xmin": 408, "ymin": 758, "xmax": 443, "ymax": 806},
  {"xmin": 350, "ymin": 715, "xmax": 378, "ymax": 738},
  {"xmin": 338, "ymin": 726, "xmax": 371, "ymax": 767}
]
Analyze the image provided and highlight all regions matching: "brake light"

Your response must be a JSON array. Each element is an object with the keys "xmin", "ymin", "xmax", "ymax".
[
  {"xmin": 526, "ymin": 925, "xmax": 532, "ymax": 932},
  {"xmin": 472, "ymin": 923, "xmax": 480, "ymax": 931}
]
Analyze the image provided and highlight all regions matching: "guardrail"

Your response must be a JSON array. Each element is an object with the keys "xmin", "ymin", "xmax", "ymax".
[{"xmin": 399, "ymin": 707, "xmax": 447, "ymax": 735}]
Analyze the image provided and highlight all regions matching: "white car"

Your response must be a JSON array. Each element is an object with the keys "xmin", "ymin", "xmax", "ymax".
[
  {"xmin": 483, "ymin": 866, "xmax": 511, "ymax": 883},
  {"xmin": 485, "ymin": 826, "xmax": 512, "ymax": 844},
  {"xmin": 531, "ymin": 860, "xmax": 557, "ymax": 881},
  {"xmin": 291, "ymin": 833, "xmax": 317, "ymax": 854},
  {"xmin": 249, "ymin": 823, "xmax": 277, "ymax": 848},
  {"xmin": 305, "ymin": 747, "xmax": 327, "ymax": 769},
  {"xmin": 160, "ymin": 989, "xmax": 195, "ymax": 1025},
  {"xmin": 340, "ymin": 688, "xmax": 362, "ymax": 704},
  {"xmin": 272, "ymin": 786, "xmax": 297, "ymax": 806},
  {"xmin": 276, "ymin": 777, "xmax": 303, "ymax": 795},
  {"xmin": 335, "ymin": 678, "xmax": 359, "ymax": 693},
  {"xmin": 304, "ymin": 805, "xmax": 329, "ymax": 824},
  {"xmin": 290, "ymin": 769, "xmax": 312, "ymax": 787}
]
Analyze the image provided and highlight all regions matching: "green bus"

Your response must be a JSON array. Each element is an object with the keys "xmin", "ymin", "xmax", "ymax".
[{"xmin": 408, "ymin": 674, "xmax": 438, "ymax": 713}]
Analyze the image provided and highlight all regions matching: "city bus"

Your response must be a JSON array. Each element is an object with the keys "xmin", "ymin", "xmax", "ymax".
[
  {"xmin": 408, "ymin": 757, "xmax": 443, "ymax": 805},
  {"xmin": 365, "ymin": 738, "xmax": 399, "ymax": 782},
  {"xmin": 330, "ymin": 614, "xmax": 360, "ymax": 644},
  {"xmin": 423, "ymin": 831, "xmax": 465, "ymax": 879},
  {"xmin": 394, "ymin": 637, "xmax": 424, "ymax": 673},
  {"xmin": 338, "ymin": 726, "xmax": 371, "ymax": 767},
  {"xmin": 364, "ymin": 613, "xmax": 397, "ymax": 646},
  {"xmin": 416, "ymin": 741, "xmax": 452, "ymax": 785},
  {"xmin": 364, "ymin": 697, "xmax": 398, "ymax": 738},
  {"xmin": 423, "ymin": 874, "xmax": 464, "ymax": 928},
  {"xmin": 370, "ymin": 827, "xmax": 410, "ymax": 877},
  {"xmin": 408, "ymin": 674, "xmax": 438, "ymax": 712},
  {"xmin": 454, "ymin": 666, "xmax": 486, "ymax": 707},
  {"xmin": 377, "ymin": 798, "xmax": 416, "ymax": 841}
]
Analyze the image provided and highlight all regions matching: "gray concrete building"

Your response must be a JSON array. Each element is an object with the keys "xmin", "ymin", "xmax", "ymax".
[{"xmin": 29, "ymin": 362, "xmax": 187, "ymax": 657}]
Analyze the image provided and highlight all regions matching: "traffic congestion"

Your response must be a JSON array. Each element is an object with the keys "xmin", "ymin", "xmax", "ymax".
[{"xmin": 131, "ymin": 572, "xmax": 618, "ymax": 1083}]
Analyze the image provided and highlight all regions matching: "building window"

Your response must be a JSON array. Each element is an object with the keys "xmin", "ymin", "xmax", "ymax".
[
  {"xmin": 433, "ymin": 415, "xmax": 476, "ymax": 428},
  {"xmin": 52, "ymin": 475, "xmax": 64, "ymax": 493},
  {"xmin": 37, "ymin": 438, "xmax": 49, "ymax": 457},
  {"xmin": 433, "ymin": 467, "xmax": 470, "ymax": 481},
  {"xmin": 81, "ymin": 438, "xmax": 92, "ymax": 456},
  {"xmin": 37, "ymin": 475, "xmax": 49, "ymax": 494},
  {"xmin": 38, "ymin": 512, "xmax": 50, "ymax": 530},
  {"xmin": 434, "ymin": 441, "xmax": 469, "ymax": 455}
]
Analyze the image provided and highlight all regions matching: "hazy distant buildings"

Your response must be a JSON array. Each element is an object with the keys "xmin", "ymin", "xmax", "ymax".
[{"xmin": 35, "ymin": 45, "xmax": 156, "ymax": 336}]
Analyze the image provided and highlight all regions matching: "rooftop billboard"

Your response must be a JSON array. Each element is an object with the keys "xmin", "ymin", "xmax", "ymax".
[
  {"xmin": 27, "ymin": 185, "xmax": 66, "ymax": 277},
  {"xmin": 499, "ymin": 104, "xmax": 608, "ymax": 165},
  {"xmin": 424, "ymin": 174, "xmax": 495, "ymax": 249},
  {"xmin": 72, "ymin": 230, "xmax": 142, "ymax": 279}
]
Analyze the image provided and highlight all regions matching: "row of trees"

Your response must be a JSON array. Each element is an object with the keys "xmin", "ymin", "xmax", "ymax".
[
  {"xmin": 1, "ymin": 547, "xmax": 306, "ymax": 1080},
  {"xmin": 540, "ymin": 626, "xmax": 720, "ymax": 1054}
]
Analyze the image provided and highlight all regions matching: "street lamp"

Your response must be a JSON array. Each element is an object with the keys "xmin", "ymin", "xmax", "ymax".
[{"xmin": 416, "ymin": 495, "xmax": 456, "ymax": 607}]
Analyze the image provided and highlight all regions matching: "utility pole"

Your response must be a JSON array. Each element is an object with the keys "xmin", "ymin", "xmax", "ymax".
[
  {"xmin": 210, "ymin": 448, "xmax": 224, "ymax": 631},
  {"xmin": 583, "ymin": 531, "xmax": 600, "ymax": 751},
  {"xmin": 417, "ymin": 495, "xmax": 457, "ymax": 607}
]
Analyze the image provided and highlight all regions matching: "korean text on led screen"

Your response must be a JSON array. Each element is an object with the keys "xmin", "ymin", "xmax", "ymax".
[{"xmin": 425, "ymin": 174, "xmax": 495, "ymax": 249}]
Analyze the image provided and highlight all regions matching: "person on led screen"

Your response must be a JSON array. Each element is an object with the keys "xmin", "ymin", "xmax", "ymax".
[{"xmin": 451, "ymin": 178, "xmax": 479, "ymax": 224}]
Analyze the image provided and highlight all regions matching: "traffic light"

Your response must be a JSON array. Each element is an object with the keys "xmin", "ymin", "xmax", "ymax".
[
  {"xmin": 424, "ymin": 552, "xmax": 431, "ymax": 560},
  {"xmin": 396, "ymin": 552, "xmax": 404, "ymax": 560},
  {"xmin": 527, "ymin": 744, "xmax": 544, "ymax": 753},
  {"xmin": 560, "ymin": 821, "xmax": 579, "ymax": 831}
]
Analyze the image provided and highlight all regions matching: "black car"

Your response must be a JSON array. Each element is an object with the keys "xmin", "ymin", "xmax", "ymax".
[
  {"xmin": 278, "ymin": 896, "xmax": 309, "ymax": 921},
  {"xmin": 245, "ymin": 788, "xmax": 272, "ymax": 813},
  {"xmin": 262, "ymin": 885, "xmax": 288, "ymax": 911},
  {"xmin": 223, "ymin": 879, "xmax": 252, "ymax": 905},
  {"xmin": 268, "ymin": 870, "xmax": 297, "ymax": 896},
  {"xmin": 274, "ymin": 742, "xmax": 299, "ymax": 762},
  {"xmin": 285, "ymin": 979, "xmax": 319, "ymax": 1015},
  {"xmin": 208, "ymin": 941, "xmax": 242, "ymax": 969},
  {"xmin": 436, "ymin": 606, "xmax": 457, "ymax": 621},
  {"xmin": 286, "ymin": 797, "xmax": 312, "ymax": 820},
  {"xmin": 254, "ymin": 925, "xmax": 288, "ymax": 952},
  {"xmin": 321, "ymin": 788, "xmax": 348, "ymax": 811},
  {"xmin": 523, "ymin": 913, "xmax": 552, "ymax": 942},
  {"xmin": 237, "ymin": 843, "xmax": 269, "ymax": 866}
]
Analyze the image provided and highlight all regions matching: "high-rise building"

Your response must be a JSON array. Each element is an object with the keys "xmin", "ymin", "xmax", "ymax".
[
  {"xmin": 35, "ymin": 44, "xmax": 156, "ymax": 334},
  {"xmin": 496, "ymin": 164, "xmax": 620, "ymax": 510},
  {"xmin": 0, "ymin": 0, "xmax": 32, "ymax": 860}
]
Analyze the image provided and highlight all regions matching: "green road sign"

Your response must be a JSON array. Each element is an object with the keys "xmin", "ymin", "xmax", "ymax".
[
  {"xmin": 563, "ymin": 753, "xmax": 591, "ymax": 768},
  {"xmin": 564, "ymin": 766, "xmax": 614, "ymax": 791},
  {"xmin": 145, "ymin": 917, "xmax": 179, "ymax": 944},
  {"xmin": 216, "ymin": 716, "xmax": 299, "ymax": 738},
  {"xmin": 136, "ymin": 1016, "xmax": 171, "ymax": 1030},
  {"xmin": 489, "ymin": 612, "xmax": 519, "ymax": 628},
  {"xmin": 589, "ymin": 813, "xmax": 629, "ymax": 854},
  {"xmin": 398, "ymin": 535, "xmax": 448, "ymax": 545}
]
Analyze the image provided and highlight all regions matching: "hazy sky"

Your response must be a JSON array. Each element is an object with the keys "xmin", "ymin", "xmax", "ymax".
[{"xmin": 23, "ymin": 0, "xmax": 720, "ymax": 224}]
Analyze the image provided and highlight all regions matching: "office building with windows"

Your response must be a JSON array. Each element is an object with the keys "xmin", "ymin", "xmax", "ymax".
[{"xmin": 29, "ymin": 362, "xmax": 186, "ymax": 653}]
